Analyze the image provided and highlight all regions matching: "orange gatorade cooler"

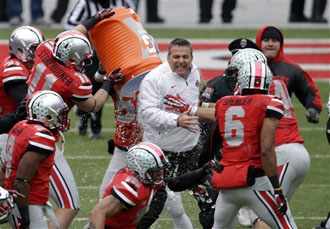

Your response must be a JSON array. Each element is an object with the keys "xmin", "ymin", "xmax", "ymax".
[{"xmin": 89, "ymin": 7, "xmax": 162, "ymax": 93}]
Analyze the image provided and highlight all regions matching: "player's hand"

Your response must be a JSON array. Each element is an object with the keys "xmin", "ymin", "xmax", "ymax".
[
  {"xmin": 164, "ymin": 94, "xmax": 191, "ymax": 113},
  {"xmin": 274, "ymin": 188, "xmax": 288, "ymax": 215},
  {"xmin": 202, "ymin": 160, "xmax": 224, "ymax": 174},
  {"xmin": 305, "ymin": 107, "xmax": 320, "ymax": 123},
  {"xmin": 94, "ymin": 8, "xmax": 115, "ymax": 22},
  {"xmin": 82, "ymin": 8, "xmax": 115, "ymax": 30},
  {"xmin": 107, "ymin": 68, "xmax": 125, "ymax": 84}
]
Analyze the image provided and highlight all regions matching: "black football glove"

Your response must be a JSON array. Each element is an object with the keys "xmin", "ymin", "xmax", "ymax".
[
  {"xmin": 107, "ymin": 68, "xmax": 125, "ymax": 84},
  {"xmin": 14, "ymin": 99, "xmax": 27, "ymax": 123},
  {"xmin": 82, "ymin": 8, "xmax": 115, "ymax": 30},
  {"xmin": 202, "ymin": 160, "xmax": 224, "ymax": 174},
  {"xmin": 274, "ymin": 188, "xmax": 288, "ymax": 215},
  {"xmin": 306, "ymin": 107, "xmax": 320, "ymax": 123}
]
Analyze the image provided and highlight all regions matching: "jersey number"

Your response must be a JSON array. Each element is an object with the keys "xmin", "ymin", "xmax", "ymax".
[
  {"xmin": 224, "ymin": 106, "xmax": 244, "ymax": 146},
  {"xmin": 273, "ymin": 80, "xmax": 293, "ymax": 118}
]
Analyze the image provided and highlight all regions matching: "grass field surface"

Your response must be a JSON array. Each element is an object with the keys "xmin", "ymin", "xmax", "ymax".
[{"xmin": 0, "ymin": 28, "xmax": 329, "ymax": 228}]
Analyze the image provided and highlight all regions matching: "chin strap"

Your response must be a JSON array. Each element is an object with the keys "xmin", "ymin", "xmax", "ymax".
[{"xmin": 58, "ymin": 130, "xmax": 65, "ymax": 155}]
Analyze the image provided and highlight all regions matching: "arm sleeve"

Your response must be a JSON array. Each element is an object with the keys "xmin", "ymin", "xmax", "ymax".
[
  {"xmin": 138, "ymin": 76, "xmax": 179, "ymax": 130},
  {"xmin": 0, "ymin": 112, "xmax": 16, "ymax": 134},
  {"xmin": 293, "ymin": 67, "xmax": 322, "ymax": 112},
  {"xmin": 6, "ymin": 84, "xmax": 27, "ymax": 104},
  {"xmin": 166, "ymin": 168, "xmax": 206, "ymax": 192}
]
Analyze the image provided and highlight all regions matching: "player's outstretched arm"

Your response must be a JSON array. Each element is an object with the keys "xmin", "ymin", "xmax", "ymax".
[
  {"xmin": 87, "ymin": 195, "xmax": 126, "ymax": 229},
  {"xmin": 166, "ymin": 160, "xmax": 223, "ymax": 192},
  {"xmin": 74, "ymin": 8, "xmax": 115, "ymax": 36}
]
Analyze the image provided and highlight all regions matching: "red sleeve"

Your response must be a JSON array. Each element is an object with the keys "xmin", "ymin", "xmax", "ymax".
[
  {"xmin": 110, "ymin": 180, "xmax": 139, "ymax": 209},
  {"xmin": 70, "ymin": 72, "xmax": 92, "ymax": 102},
  {"xmin": 27, "ymin": 127, "xmax": 56, "ymax": 157},
  {"xmin": 1, "ymin": 57, "xmax": 29, "ymax": 90},
  {"xmin": 266, "ymin": 97, "xmax": 284, "ymax": 120}
]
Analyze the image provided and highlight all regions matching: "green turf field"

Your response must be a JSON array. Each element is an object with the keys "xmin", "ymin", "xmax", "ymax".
[{"xmin": 1, "ymin": 28, "xmax": 329, "ymax": 228}]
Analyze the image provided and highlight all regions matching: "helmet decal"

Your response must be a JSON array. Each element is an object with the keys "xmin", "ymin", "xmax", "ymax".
[
  {"xmin": 27, "ymin": 90, "xmax": 69, "ymax": 131},
  {"xmin": 127, "ymin": 142, "xmax": 168, "ymax": 188}
]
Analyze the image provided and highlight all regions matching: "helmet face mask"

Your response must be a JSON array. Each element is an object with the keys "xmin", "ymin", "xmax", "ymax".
[
  {"xmin": 53, "ymin": 31, "xmax": 93, "ymax": 73},
  {"xmin": 9, "ymin": 26, "xmax": 45, "ymax": 62},
  {"xmin": 127, "ymin": 142, "xmax": 168, "ymax": 188},
  {"xmin": 27, "ymin": 90, "xmax": 70, "ymax": 132},
  {"xmin": 237, "ymin": 61, "xmax": 272, "ymax": 95}
]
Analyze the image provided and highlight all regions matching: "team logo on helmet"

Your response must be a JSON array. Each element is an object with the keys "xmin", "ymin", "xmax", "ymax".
[
  {"xmin": 27, "ymin": 90, "xmax": 70, "ymax": 132},
  {"xmin": 53, "ymin": 30, "xmax": 93, "ymax": 73},
  {"xmin": 127, "ymin": 142, "xmax": 168, "ymax": 188},
  {"xmin": 229, "ymin": 48, "xmax": 267, "ymax": 71}
]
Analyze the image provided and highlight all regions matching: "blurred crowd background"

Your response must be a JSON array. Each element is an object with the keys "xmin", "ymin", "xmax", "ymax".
[{"xmin": 0, "ymin": 0, "xmax": 329, "ymax": 29}]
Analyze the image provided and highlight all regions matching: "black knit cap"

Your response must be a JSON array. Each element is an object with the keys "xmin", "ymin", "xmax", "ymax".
[
  {"xmin": 261, "ymin": 27, "xmax": 282, "ymax": 43},
  {"xmin": 228, "ymin": 38, "xmax": 259, "ymax": 53}
]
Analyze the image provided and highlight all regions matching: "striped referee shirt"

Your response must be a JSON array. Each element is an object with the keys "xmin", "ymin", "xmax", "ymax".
[{"xmin": 65, "ymin": 0, "xmax": 138, "ymax": 30}]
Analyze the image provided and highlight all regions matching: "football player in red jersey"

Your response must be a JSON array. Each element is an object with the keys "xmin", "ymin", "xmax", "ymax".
[
  {"xmin": 25, "ymin": 9, "xmax": 119, "ymax": 228},
  {"xmin": 165, "ymin": 61, "xmax": 297, "ymax": 228},
  {"xmin": 4, "ymin": 90, "xmax": 69, "ymax": 229},
  {"xmin": 227, "ymin": 48, "xmax": 310, "ymax": 227},
  {"xmin": 85, "ymin": 142, "xmax": 223, "ymax": 229},
  {"xmin": 0, "ymin": 25, "xmax": 45, "ymax": 173}
]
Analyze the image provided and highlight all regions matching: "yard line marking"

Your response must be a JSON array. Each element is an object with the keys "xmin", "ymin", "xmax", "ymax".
[
  {"xmin": 66, "ymin": 154, "xmax": 330, "ymax": 160},
  {"xmin": 73, "ymin": 216, "xmax": 326, "ymax": 222}
]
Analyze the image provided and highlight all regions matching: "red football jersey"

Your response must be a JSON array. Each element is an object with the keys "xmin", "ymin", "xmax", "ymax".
[
  {"xmin": 269, "ymin": 79, "xmax": 304, "ymax": 146},
  {"xmin": 103, "ymin": 167, "xmax": 156, "ymax": 228},
  {"xmin": 0, "ymin": 56, "xmax": 30, "ymax": 114},
  {"xmin": 4, "ymin": 120, "xmax": 56, "ymax": 205},
  {"xmin": 27, "ymin": 41, "xmax": 92, "ymax": 111},
  {"xmin": 215, "ymin": 94, "xmax": 284, "ymax": 168},
  {"xmin": 111, "ymin": 91, "xmax": 142, "ymax": 149}
]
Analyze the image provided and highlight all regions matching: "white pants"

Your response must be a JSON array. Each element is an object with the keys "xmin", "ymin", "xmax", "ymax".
[
  {"xmin": 275, "ymin": 143, "xmax": 310, "ymax": 200},
  {"xmin": 240, "ymin": 142, "xmax": 310, "ymax": 224},
  {"xmin": 99, "ymin": 147, "xmax": 128, "ymax": 198},
  {"xmin": 49, "ymin": 144, "xmax": 80, "ymax": 209},
  {"xmin": 164, "ymin": 192, "xmax": 193, "ymax": 229},
  {"xmin": 9, "ymin": 203, "xmax": 59, "ymax": 228},
  {"xmin": 213, "ymin": 176, "xmax": 297, "ymax": 229}
]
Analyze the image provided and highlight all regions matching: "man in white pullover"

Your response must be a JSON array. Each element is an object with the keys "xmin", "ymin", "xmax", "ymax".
[{"xmin": 137, "ymin": 38, "xmax": 201, "ymax": 229}]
